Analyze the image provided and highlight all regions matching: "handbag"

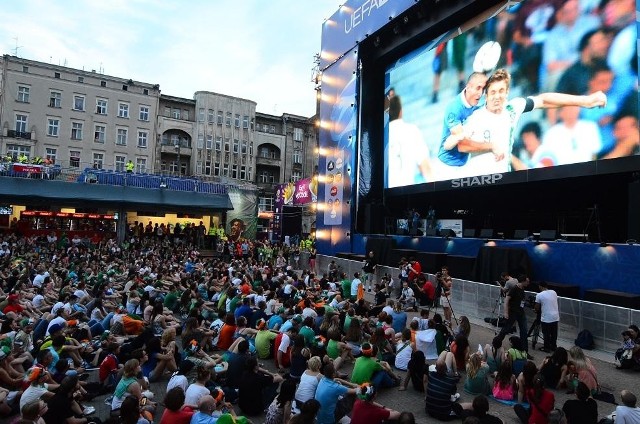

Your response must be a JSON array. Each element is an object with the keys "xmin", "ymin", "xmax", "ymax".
[{"xmin": 587, "ymin": 368, "xmax": 618, "ymax": 404}]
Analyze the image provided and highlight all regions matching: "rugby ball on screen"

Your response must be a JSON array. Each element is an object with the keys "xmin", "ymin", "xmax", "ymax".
[{"xmin": 473, "ymin": 41, "xmax": 501, "ymax": 73}]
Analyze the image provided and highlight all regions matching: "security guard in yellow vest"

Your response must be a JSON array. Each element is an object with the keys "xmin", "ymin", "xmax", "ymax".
[{"xmin": 126, "ymin": 160, "xmax": 135, "ymax": 173}]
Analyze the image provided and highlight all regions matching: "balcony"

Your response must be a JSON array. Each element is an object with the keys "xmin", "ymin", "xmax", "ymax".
[
  {"xmin": 7, "ymin": 130, "xmax": 31, "ymax": 139},
  {"xmin": 160, "ymin": 145, "xmax": 192, "ymax": 156},
  {"xmin": 256, "ymin": 154, "xmax": 281, "ymax": 167}
]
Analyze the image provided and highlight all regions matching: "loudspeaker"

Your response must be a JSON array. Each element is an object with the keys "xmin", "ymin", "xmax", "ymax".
[
  {"xmin": 425, "ymin": 228, "xmax": 437, "ymax": 236},
  {"xmin": 463, "ymin": 228, "xmax": 476, "ymax": 238},
  {"xmin": 539, "ymin": 229, "xmax": 557, "ymax": 241},
  {"xmin": 513, "ymin": 229, "xmax": 529, "ymax": 239},
  {"xmin": 479, "ymin": 228, "xmax": 494, "ymax": 238}
]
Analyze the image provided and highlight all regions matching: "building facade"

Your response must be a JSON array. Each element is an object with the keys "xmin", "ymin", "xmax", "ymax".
[{"xmin": 0, "ymin": 55, "xmax": 160, "ymax": 173}]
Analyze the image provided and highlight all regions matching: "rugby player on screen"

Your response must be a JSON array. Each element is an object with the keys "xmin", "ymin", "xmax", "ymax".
[{"xmin": 442, "ymin": 68, "xmax": 607, "ymax": 176}]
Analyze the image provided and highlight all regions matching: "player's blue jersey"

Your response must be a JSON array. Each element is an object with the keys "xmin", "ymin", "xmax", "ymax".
[{"xmin": 437, "ymin": 93, "xmax": 482, "ymax": 167}]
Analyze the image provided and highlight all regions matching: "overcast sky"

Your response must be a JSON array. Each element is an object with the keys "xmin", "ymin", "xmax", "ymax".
[{"xmin": 1, "ymin": 0, "xmax": 340, "ymax": 117}]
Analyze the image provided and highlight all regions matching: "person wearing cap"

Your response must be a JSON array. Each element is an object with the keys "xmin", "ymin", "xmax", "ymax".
[
  {"xmin": 255, "ymin": 319, "xmax": 278, "ymax": 359},
  {"xmin": 535, "ymin": 281, "xmax": 559, "ymax": 353},
  {"xmin": 350, "ymin": 383, "xmax": 401, "ymax": 424},
  {"xmin": 20, "ymin": 366, "xmax": 55, "ymax": 411}
]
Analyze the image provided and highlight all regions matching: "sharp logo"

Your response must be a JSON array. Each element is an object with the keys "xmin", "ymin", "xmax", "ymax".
[{"xmin": 451, "ymin": 174, "xmax": 503, "ymax": 188}]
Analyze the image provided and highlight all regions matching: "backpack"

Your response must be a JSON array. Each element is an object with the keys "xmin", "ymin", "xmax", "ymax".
[{"xmin": 575, "ymin": 329, "xmax": 595, "ymax": 350}]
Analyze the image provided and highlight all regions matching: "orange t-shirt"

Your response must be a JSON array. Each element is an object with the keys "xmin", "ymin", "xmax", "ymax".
[{"xmin": 217, "ymin": 324, "xmax": 236, "ymax": 350}]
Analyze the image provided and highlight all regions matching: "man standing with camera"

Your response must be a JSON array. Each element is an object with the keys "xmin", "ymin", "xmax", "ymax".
[
  {"xmin": 497, "ymin": 274, "xmax": 532, "ymax": 358},
  {"xmin": 535, "ymin": 281, "xmax": 559, "ymax": 353},
  {"xmin": 438, "ymin": 266, "xmax": 453, "ymax": 325}
]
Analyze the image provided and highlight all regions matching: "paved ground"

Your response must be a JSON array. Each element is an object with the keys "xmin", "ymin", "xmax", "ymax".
[{"xmin": 81, "ymin": 309, "xmax": 638, "ymax": 424}]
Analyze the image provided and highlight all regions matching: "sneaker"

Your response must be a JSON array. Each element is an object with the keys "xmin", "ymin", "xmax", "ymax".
[
  {"xmin": 450, "ymin": 393, "xmax": 460, "ymax": 402},
  {"xmin": 83, "ymin": 406, "xmax": 96, "ymax": 416},
  {"xmin": 104, "ymin": 396, "xmax": 114, "ymax": 405}
]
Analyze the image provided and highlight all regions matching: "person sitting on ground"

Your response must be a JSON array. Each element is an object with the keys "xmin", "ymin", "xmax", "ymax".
[
  {"xmin": 561, "ymin": 381, "xmax": 597, "ymax": 424},
  {"xmin": 616, "ymin": 328, "xmax": 638, "ymax": 369},
  {"xmin": 514, "ymin": 374, "xmax": 555, "ymax": 424},
  {"xmin": 264, "ymin": 379, "xmax": 296, "ymax": 424},
  {"xmin": 484, "ymin": 336, "xmax": 505, "ymax": 375},
  {"xmin": 454, "ymin": 316, "xmax": 471, "ymax": 339},
  {"xmin": 394, "ymin": 328, "xmax": 414, "ymax": 371},
  {"xmin": 120, "ymin": 395, "xmax": 151, "ymax": 424},
  {"xmin": 238, "ymin": 357, "xmax": 283, "ymax": 417},
  {"xmin": 17, "ymin": 399, "xmax": 47, "ymax": 424},
  {"xmin": 20, "ymin": 366, "xmax": 55, "ymax": 412},
  {"xmin": 492, "ymin": 359, "xmax": 517, "ymax": 401},
  {"xmin": 450, "ymin": 334, "xmax": 470, "ymax": 374},
  {"xmin": 111, "ymin": 359, "xmax": 143, "ymax": 412},
  {"xmin": 425, "ymin": 357, "xmax": 460, "ymax": 421},
  {"xmin": 314, "ymin": 362, "xmax": 358, "ymax": 424},
  {"xmin": 517, "ymin": 361, "xmax": 538, "ymax": 404},
  {"xmin": 288, "ymin": 399, "xmax": 320, "ymax": 424},
  {"xmin": 566, "ymin": 346, "xmax": 598, "ymax": 395},
  {"xmin": 166, "ymin": 360, "xmax": 195, "ymax": 393},
  {"xmin": 325, "ymin": 325, "xmax": 353, "ymax": 371},
  {"xmin": 540, "ymin": 347, "xmax": 569, "ymax": 390},
  {"xmin": 453, "ymin": 394, "xmax": 504, "ymax": 423},
  {"xmin": 400, "ymin": 350, "xmax": 428, "ymax": 392},
  {"xmin": 464, "ymin": 352, "xmax": 491, "ymax": 396},
  {"xmin": 607, "ymin": 389, "xmax": 640, "ymax": 423},
  {"xmin": 350, "ymin": 383, "xmax": 402, "ymax": 424},
  {"xmin": 351, "ymin": 343, "xmax": 400, "ymax": 390},
  {"xmin": 159, "ymin": 387, "xmax": 195, "ymax": 424}
]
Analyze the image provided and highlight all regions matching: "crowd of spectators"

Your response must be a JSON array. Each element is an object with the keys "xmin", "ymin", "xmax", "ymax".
[{"xmin": 0, "ymin": 228, "xmax": 639, "ymax": 424}]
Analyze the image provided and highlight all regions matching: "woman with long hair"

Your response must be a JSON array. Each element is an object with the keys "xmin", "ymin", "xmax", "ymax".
[
  {"xmin": 142, "ymin": 336, "xmax": 177, "ymax": 382},
  {"xmin": 369, "ymin": 326, "xmax": 395, "ymax": 363},
  {"xmin": 216, "ymin": 313, "xmax": 237, "ymax": 350},
  {"xmin": 264, "ymin": 378, "xmax": 297, "ymax": 424},
  {"xmin": 400, "ymin": 350, "xmax": 428, "ymax": 392},
  {"xmin": 566, "ymin": 346, "xmax": 598, "ymax": 394},
  {"xmin": 288, "ymin": 335, "xmax": 310, "ymax": 380},
  {"xmin": 455, "ymin": 316, "xmax": 471, "ymax": 339},
  {"xmin": 344, "ymin": 317, "xmax": 364, "ymax": 356},
  {"xmin": 288, "ymin": 399, "xmax": 321, "ymax": 424},
  {"xmin": 492, "ymin": 359, "xmax": 517, "ymax": 401},
  {"xmin": 464, "ymin": 352, "xmax": 491, "ymax": 395},
  {"xmin": 294, "ymin": 356, "xmax": 322, "ymax": 405},
  {"xmin": 450, "ymin": 334, "xmax": 470, "ymax": 373},
  {"xmin": 514, "ymin": 373, "xmax": 555, "ymax": 424},
  {"xmin": 326, "ymin": 325, "xmax": 354, "ymax": 371},
  {"xmin": 483, "ymin": 336, "xmax": 505, "ymax": 374},
  {"xmin": 517, "ymin": 361, "xmax": 538, "ymax": 403},
  {"xmin": 540, "ymin": 347, "xmax": 569, "ymax": 389},
  {"xmin": 111, "ymin": 359, "xmax": 143, "ymax": 411},
  {"xmin": 120, "ymin": 395, "xmax": 151, "ymax": 424}
]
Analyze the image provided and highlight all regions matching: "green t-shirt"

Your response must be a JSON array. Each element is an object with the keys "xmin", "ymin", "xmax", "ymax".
[
  {"xmin": 463, "ymin": 365, "xmax": 491, "ymax": 396},
  {"xmin": 327, "ymin": 339, "xmax": 341, "ymax": 359},
  {"xmin": 228, "ymin": 296, "xmax": 241, "ymax": 314},
  {"xmin": 299, "ymin": 326, "xmax": 317, "ymax": 347},
  {"xmin": 351, "ymin": 356, "xmax": 383, "ymax": 385},
  {"xmin": 255, "ymin": 330, "xmax": 277, "ymax": 359},
  {"xmin": 341, "ymin": 279, "xmax": 351, "ymax": 298},
  {"xmin": 163, "ymin": 291, "xmax": 178, "ymax": 309}
]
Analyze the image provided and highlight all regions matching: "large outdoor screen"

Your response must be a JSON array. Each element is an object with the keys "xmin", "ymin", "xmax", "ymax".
[{"xmin": 384, "ymin": 0, "xmax": 639, "ymax": 188}]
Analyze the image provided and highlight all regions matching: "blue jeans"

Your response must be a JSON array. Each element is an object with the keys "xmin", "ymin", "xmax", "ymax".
[
  {"xmin": 33, "ymin": 318, "xmax": 50, "ymax": 343},
  {"xmin": 371, "ymin": 370, "xmax": 397, "ymax": 390},
  {"xmin": 88, "ymin": 320, "xmax": 105, "ymax": 336},
  {"xmin": 101, "ymin": 312, "xmax": 115, "ymax": 331}
]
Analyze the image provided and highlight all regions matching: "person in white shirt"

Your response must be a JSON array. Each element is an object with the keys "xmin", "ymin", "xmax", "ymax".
[
  {"xmin": 611, "ymin": 390, "xmax": 640, "ymax": 423},
  {"xmin": 350, "ymin": 272, "xmax": 363, "ymax": 301},
  {"xmin": 535, "ymin": 281, "xmax": 560, "ymax": 353}
]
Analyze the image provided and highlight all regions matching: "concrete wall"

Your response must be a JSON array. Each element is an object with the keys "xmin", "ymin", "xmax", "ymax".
[{"xmin": 318, "ymin": 254, "xmax": 640, "ymax": 354}]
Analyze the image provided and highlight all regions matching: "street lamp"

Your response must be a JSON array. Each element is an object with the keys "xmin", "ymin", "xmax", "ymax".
[{"xmin": 174, "ymin": 141, "xmax": 181, "ymax": 176}]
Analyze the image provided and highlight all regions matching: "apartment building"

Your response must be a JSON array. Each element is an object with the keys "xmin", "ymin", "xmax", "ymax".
[{"xmin": 0, "ymin": 55, "xmax": 160, "ymax": 172}]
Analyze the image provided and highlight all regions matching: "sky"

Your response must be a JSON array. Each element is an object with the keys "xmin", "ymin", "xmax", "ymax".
[{"xmin": 0, "ymin": 0, "xmax": 340, "ymax": 117}]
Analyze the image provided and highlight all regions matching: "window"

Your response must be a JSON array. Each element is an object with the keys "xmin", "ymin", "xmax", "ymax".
[
  {"xmin": 139, "ymin": 105, "xmax": 149, "ymax": 121},
  {"xmin": 69, "ymin": 150, "xmax": 80, "ymax": 168},
  {"xmin": 78, "ymin": 76, "xmax": 84, "ymax": 83},
  {"xmin": 293, "ymin": 128, "xmax": 304, "ymax": 141},
  {"xmin": 115, "ymin": 155, "xmax": 126, "ymax": 172},
  {"xmin": 94, "ymin": 125, "xmax": 106, "ymax": 143},
  {"xmin": 234, "ymin": 114, "xmax": 240, "ymax": 128},
  {"xmin": 292, "ymin": 170, "xmax": 302, "ymax": 182},
  {"xmin": 7, "ymin": 144, "xmax": 30, "ymax": 160},
  {"xmin": 208, "ymin": 109, "xmax": 214, "ymax": 123},
  {"xmin": 100, "ymin": 80, "xmax": 107, "ymax": 87},
  {"xmin": 248, "ymin": 167, "xmax": 252, "ymax": 181},
  {"xmin": 71, "ymin": 122, "xmax": 83, "ymax": 140},
  {"xmin": 22, "ymin": 66, "xmax": 28, "ymax": 73},
  {"xmin": 217, "ymin": 111, "xmax": 223, "ymax": 124},
  {"xmin": 233, "ymin": 139, "xmax": 239, "ymax": 153},
  {"xmin": 49, "ymin": 91, "xmax": 62, "ymax": 108},
  {"xmin": 182, "ymin": 109, "xmax": 189, "ymax": 120},
  {"xmin": 224, "ymin": 138, "xmax": 230, "ymax": 152},
  {"xmin": 206, "ymin": 135, "xmax": 213, "ymax": 150},
  {"xmin": 241, "ymin": 140, "xmax": 247, "ymax": 154},
  {"xmin": 249, "ymin": 142, "xmax": 253, "ymax": 155},
  {"xmin": 259, "ymin": 170, "xmax": 274, "ymax": 183},
  {"xmin": 240, "ymin": 165, "xmax": 246, "ymax": 180},
  {"xmin": 225, "ymin": 112, "xmax": 232, "ymax": 126},
  {"xmin": 164, "ymin": 107, "xmax": 171, "ymax": 117},
  {"xmin": 118, "ymin": 102, "xmax": 129, "ymax": 118},
  {"xmin": 54, "ymin": 72, "xmax": 60, "ymax": 79},
  {"xmin": 243, "ymin": 115, "xmax": 249, "ymax": 129},
  {"xmin": 223, "ymin": 164, "xmax": 229, "ymax": 176},
  {"xmin": 171, "ymin": 108, "xmax": 180, "ymax": 119},
  {"xmin": 43, "ymin": 148, "xmax": 56, "ymax": 164},
  {"xmin": 294, "ymin": 140, "xmax": 302, "ymax": 150},
  {"xmin": 197, "ymin": 134, "xmax": 204, "ymax": 149},
  {"xmin": 258, "ymin": 197, "xmax": 274, "ymax": 212},
  {"xmin": 47, "ymin": 118, "xmax": 60, "ymax": 137},
  {"xmin": 96, "ymin": 99, "xmax": 107, "ymax": 114},
  {"xmin": 122, "ymin": 85, "xmax": 128, "ymax": 91},
  {"xmin": 215, "ymin": 136, "xmax": 222, "ymax": 151},
  {"xmin": 73, "ymin": 95, "xmax": 85, "ymax": 111},
  {"xmin": 136, "ymin": 158, "xmax": 147, "ymax": 173},
  {"xmin": 116, "ymin": 128, "xmax": 128, "ymax": 145},
  {"xmin": 198, "ymin": 108, "xmax": 205, "ymax": 122},
  {"xmin": 17, "ymin": 86, "xmax": 30, "ymax": 102},
  {"xmin": 293, "ymin": 150, "xmax": 302, "ymax": 164},
  {"xmin": 212, "ymin": 163, "xmax": 219, "ymax": 176},
  {"xmin": 137, "ymin": 131, "xmax": 148, "ymax": 148},
  {"xmin": 270, "ymin": 125, "xmax": 276, "ymax": 133},
  {"xmin": 232, "ymin": 164, "xmax": 238, "ymax": 179},
  {"xmin": 143, "ymin": 88, "xmax": 149, "ymax": 95},
  {"xmin": 93, "ymin": 153, "xmax": 104, "ymax": 169},
  {"xmin": 204, "ymin": 161, "xmax": 212, "ymax": 175},
  {"xmin": 15, "ymin": 114, "xmax": 28, "ymax": 133}
]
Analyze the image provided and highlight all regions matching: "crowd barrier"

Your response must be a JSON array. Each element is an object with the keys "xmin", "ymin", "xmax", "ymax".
[{"xmin": 317, "ymin": 254, "xmax": 640, "ymax": 354}]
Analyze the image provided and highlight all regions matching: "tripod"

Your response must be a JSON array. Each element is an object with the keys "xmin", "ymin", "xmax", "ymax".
[
  {"xmin": 490, "ymin": 294, "xmax": 505, "ymax": 335},
  {"xmin": 527, "ymin": 310, "xmax": 543, "ymax": 350}
]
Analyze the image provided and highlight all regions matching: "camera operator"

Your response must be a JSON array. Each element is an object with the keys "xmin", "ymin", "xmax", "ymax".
[
  {"xmin": 438, "ymin": 266, "xmax": 453, "ymax": 325},
  {"xmin": 535, "ymin": 281, "xmax": 559, "ymax": 353},
  {"xmin": 496, "ymin": 274, "xmax": 532, "ymax": 358},
  {"xmin": 499, "ymin": 271, "xmax": 518, "ymax": 296}
]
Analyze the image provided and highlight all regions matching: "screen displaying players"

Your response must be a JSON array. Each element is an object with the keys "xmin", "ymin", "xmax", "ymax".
[{"xmin": 384, "ymin": 0, "xmax": 639, "ymax": 188}]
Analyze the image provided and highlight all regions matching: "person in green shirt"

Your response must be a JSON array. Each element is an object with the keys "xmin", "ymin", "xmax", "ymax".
[
  {"xmin": 340, "ymin": 273, "xmax": 351, "ymax": 300},
  {"xmin": 254, "ymin": 319, "xmax": 278, "ymax": 359},
  {"xmin": 163, "ymin": 284, "xmax": 180, "ymax": 312},
  {"xmin": 351, "ymin": 343, "xmax": 399, "ymax": 390},
  {"xmin": 299, "ymin": 316, "xmax": 319, "ymax": 349}
]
